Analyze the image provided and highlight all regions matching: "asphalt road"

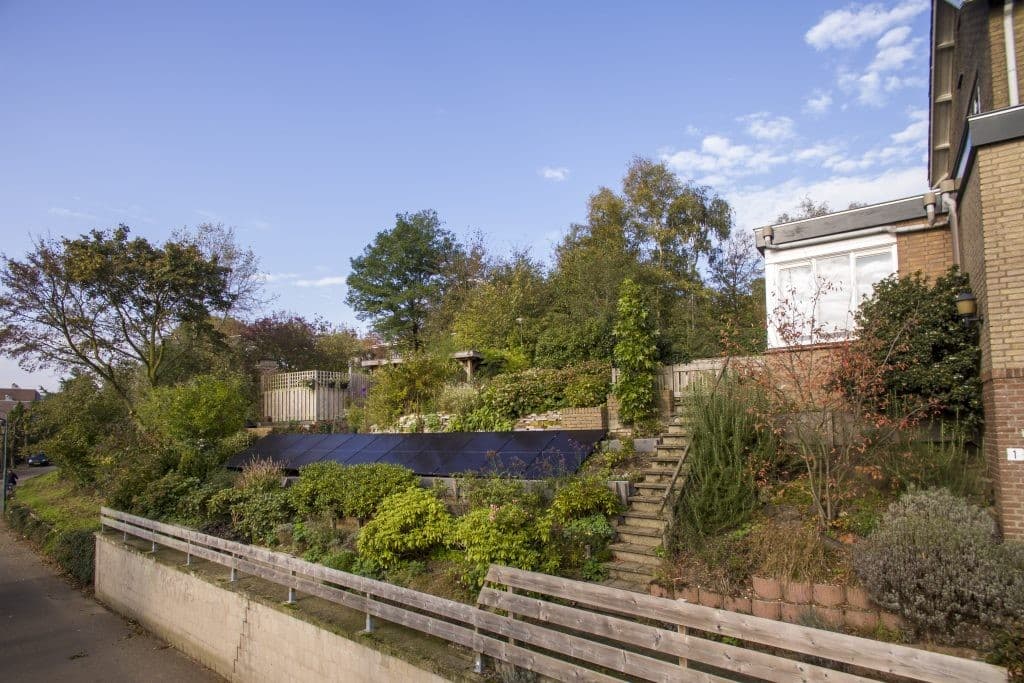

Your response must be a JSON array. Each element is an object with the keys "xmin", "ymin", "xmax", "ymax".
[{"xmin": 0, "ymin": 521, "xmax": 224, "ymax": 682}]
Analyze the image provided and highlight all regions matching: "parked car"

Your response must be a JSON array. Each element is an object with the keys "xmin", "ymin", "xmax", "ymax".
[{"xmin": 26, "ymin": 453, "xmax": 50, "ymax": 467}]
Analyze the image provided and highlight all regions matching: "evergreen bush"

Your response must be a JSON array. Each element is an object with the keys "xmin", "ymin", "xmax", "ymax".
[
  {"xmin": 854, "ymin": 489, "xmax": 1024, "ymax": 635},
  {"xmin": 356, "ymin": 487, "xmax": 453, "ymax": 569},
  {"xmin": 289, "ymin": 462, "xmax": 417, "ymax": 522},
  {"xmin": 674, "ymin": 377, "xmax": 774, "ymax": 540}
]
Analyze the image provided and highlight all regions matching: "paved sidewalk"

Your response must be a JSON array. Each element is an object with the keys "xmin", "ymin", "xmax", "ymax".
[{"xmin": 0, "ymin": 524, "xmax": 223, "ymax": 682}]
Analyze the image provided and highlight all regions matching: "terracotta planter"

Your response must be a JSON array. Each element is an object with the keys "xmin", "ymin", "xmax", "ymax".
[
  {"xmin": 780, "ymin": 602, "xmax": 808, "ymax": 624},
  {"xmin": 812, "ymin": 583, "xmax": 845, "ymax": 607},
  {"xmin": 845, "ymin": 585, "xmax": 874, "ymax": 610},
  {"xmin": 844, "ymin": 608, "xmax": 879, "ymax": 632},
  {"xmin": 879, "ymin": 610, "xmax": 906, "ymax": 631},
  {"xmin": 812, "ymin": 605, "xmax": 844, "ymax": 629},
  {"xmin": 723, "ymin": 596, "xmax": 752, "ymax": 614},
  {"xmin": 751, "ymin": 599, "xmax": 781, "ymax": 620},
  {"xmin": 649, "ymin": 583, "xmax": 672, "ymax": 599},
  {"xmin": 677, "ymin": 585, "xmax": 699, "ymax": 604},
  {"xmin": 752, "ymin": 575, "xmax": 782, "ymax": 601},
  {"xmin": 698, "ymin": 589, "xmax": 723, "ymax": 609},
  {"xmin": 782, "ymin": 580, "xmax": 813, "ymax": 604}
]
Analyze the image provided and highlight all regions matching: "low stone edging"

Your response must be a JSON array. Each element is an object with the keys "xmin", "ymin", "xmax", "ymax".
[{"xmin": 651, "ymin": 577, "xmax": 905, "ymax": 633}]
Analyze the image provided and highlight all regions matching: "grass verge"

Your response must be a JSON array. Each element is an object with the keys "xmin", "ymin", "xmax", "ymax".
[{"xmin": 5, "ymin": 471, "xmax": 103, "ymax": 585}]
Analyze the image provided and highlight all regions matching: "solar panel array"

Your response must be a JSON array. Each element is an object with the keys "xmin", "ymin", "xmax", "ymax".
[{"xmin": 226, "ymin": 430, "xmax": 606, "ymax": 478}]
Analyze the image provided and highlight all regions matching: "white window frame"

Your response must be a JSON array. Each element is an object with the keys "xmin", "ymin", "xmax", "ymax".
[{"xmin": 765, "ymin": 233, "xmax": 898, "ymax": 348}]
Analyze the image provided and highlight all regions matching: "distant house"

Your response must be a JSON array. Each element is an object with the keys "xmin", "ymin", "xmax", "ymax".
[
  {"xmin": 0, "ymin": 386, "xmax": 41, "ymax": 421},
  {"xmin": 755, "ymin": 0, "xmax": 1024, "ymax": 539}
]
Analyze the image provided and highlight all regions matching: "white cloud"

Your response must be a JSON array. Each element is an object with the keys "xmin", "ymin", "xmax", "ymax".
[
  {"xmin": 729, "ymin": 166, "xmax": 928, "ymax": 232},
  {"xmin": 258, "ymin": 272, "xmax": 301, "ymax": 283},
  {"xmin": 890, "ymin": 109, "xmax": 928, "ymax": 144},
  {"xmin": 740, "ymin": 113, "xmax": 795, "ymax": 141},
  {"xmin": 877, "ymin": 25, "xmax": 912, "ymax": 48},
  {"xmin": 48, "ymin": 207, "xmax": 96, "ymax": 220},
  {"xmin": 793, "ymin": 143, "xmax": 840, "ymax": 161},
  {"xmin": 539, "ymin": 166, "xmax": 570, "ymax": 182},
  {"xmin": 804, "ymin": 91, "xmax": 833, "ymax": 114},
  {"xmin": 805, "ymin": 0, "xmax": 928, "ymax": 50},
  {"xmin": 294, "ymin": 276, "xmax": 347, "ymax": 288},
  {"xmin": 869, "ymin": 37, "xmax": 921, "ymax": 72}
]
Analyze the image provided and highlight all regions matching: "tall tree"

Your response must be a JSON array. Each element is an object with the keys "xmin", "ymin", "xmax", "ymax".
[
  {"xmin": 345, "ymin": 210, "xmax": 462, "ymax": 349},
  {"xmin": 622, "ymin": 156, "xmax": 731, "ymax": 280},
  {"xmin": 0, "ymin": 226, "xmax": 234, "ymax": 403},
  {"xmin": 173, "ymin": 222, "xmax": 269, "ymax": 319}
]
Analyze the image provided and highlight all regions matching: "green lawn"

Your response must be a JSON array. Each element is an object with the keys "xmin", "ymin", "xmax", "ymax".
[{"xmin": 14, "ymin": 471, "xmax": 103, "ymax": 534}]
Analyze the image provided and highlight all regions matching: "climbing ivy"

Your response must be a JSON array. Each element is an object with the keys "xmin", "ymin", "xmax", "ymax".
[{"xmin": 613, "ymin": 279, "xmax": 658, "ymax": 426}]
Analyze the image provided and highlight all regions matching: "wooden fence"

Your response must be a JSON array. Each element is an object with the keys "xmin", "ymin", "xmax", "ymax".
[
  {"xmin": 260, "ymin": 370, "xmax": 371, "ymax": 423},
  {"xmin": 100, "ymin": 508, "xmax": 1007, "ymax": 683},
  {"xmin": 613, "ymin": 357, "xmax": 760, "ymax": 398}
]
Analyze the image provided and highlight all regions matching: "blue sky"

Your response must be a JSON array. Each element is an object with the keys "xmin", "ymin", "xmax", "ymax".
[{"xmin": 1, "ymin": 0, "xmax": 933, "ymax": 390}]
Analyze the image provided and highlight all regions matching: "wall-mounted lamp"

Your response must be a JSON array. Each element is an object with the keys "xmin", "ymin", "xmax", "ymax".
[{"xmin": 955, "ymin": 291, "xmax": 982, "ymax": 325}]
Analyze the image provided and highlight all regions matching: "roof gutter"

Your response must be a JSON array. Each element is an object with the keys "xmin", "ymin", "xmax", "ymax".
[{"xmin": 761, "ymin": 221, "xmax": 943, "ymax": 251}]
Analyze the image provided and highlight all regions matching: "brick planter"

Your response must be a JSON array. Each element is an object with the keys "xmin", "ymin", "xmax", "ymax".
[
  {"xmin": 813, "ymin": 583, "xmax": 845, "ymax": 607},
  {"xmin": 677, "ymin": 585, "xmax": 699, "ymax": 604},
  {"xmin": 844, "ymin": 608, "xmax": 879, "ymax": 632},
  {"xmin": 752, "ymin": 575, "xmax": 782, "ymax": 600},
  {"xmin": 698, "ymin": 589, "xmax": 724, "ymax": 609},
  {"xmin": 751, "ymin": 599, "xmax": 781, "ymax": 620},
  {"xmin": 845, "ymin": 585, "xmax": 874, "ymax": 610},
  {"xmin": 782, "ymin": 580, "xmax": 813, "ymax": 604},
  {"xmin": 723, "ymin": 596, "xmax": 752, "ymax": 614}
]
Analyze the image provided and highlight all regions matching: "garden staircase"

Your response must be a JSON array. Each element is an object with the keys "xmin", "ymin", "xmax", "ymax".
[{"xmin": 602, "ymin": 412, "xmax": 691, "ymax": 592}]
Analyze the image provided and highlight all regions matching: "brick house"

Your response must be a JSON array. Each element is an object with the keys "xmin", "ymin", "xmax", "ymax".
[
  {"xmin": 754, "ymin": 0, "xmax": 1024, "ymax": 539},
  {"xmin": 0, "ymin": 386, "xmax": 41, "ymax": 421}
]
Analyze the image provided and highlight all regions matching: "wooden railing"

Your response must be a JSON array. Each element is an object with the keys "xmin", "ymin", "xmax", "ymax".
[{"xmin": 100, "ymin": 508, "xmax": 1007, "ymax": 683}]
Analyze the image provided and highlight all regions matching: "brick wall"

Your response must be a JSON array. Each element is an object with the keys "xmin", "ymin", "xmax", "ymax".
[
  {"xmin": 965, "ymin": 139, "xmax": 1024, "ymax": 539},
  {"xmin": 559, "ymin": 406, "xmax": 607, "ymax": 430},
  {"xmin": 896, "ymin": 227, "xmax": 953, "ymax": 280}
]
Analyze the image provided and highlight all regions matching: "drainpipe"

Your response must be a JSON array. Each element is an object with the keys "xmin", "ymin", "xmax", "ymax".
[
  {"xmin": 1006, "ymin": 1, "xmax": 1020, "ymax": 106},
  {"xmin": 942, "ymin": 192, "xmax": 961, "ymax": 267}
]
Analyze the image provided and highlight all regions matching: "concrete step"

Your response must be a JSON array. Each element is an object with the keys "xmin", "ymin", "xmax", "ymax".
[
  {"xmin": 613, "ymin": 524, "xmax": 662, "ymax": 547},
  {"xmin": 649, "ymin": 456, "xmax": 683, "ymax": 468},
  {"xmin": 608, "ymin": 542, "xmax": 662, "ymax": 567},
  {"xmin": 601, "ymin": 578, "xmax": 649, "ymax": 593},
  {"xmin": 621, "ymin": 511, "xmax": 669, "ymax": 530},
  {"xmin": 641, "ymin": 468, "xmax": 675, "ymax": 482},
  {"xmin": 659, "ymin": 434, "xmax": 690, "ymax": 446},
  {"xmin": 656, "ymin": 443, "xmax": 689, "ymax": 452},
  {"xmin": 634, "ymin": 482, "xmax": 669, "ymax": 494},
  {"xmin": 627, "ymin": 496, "xmax": 663, "ymax": 513},
  {"xmin": 604, "ymin": 560, "xmax": 655, "ymax": 584}
]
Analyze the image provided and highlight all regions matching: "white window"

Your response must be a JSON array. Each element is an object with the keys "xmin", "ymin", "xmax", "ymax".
[{"xmin": 765, "ymin": 234, "xmax": 897, "ymax": 347}]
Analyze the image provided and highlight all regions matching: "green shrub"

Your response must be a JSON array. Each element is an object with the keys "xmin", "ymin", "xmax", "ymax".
[
  {"xmin": 854, "ymin": 489, "xmax": 1024, "ymax": 635},
  {"xmin": 674, "ymin": 377, "xmax": 774, "ymax": 541},
  {"xmin": 459, "ymin": 475, "xmax": 544, "ymax": 511},
  {"xmin": 293, "ymin": 519, "xmax": 353, "ymax": 564},
  {"xmin": 877, "ymin": 426, "xmax": 988, "ymax": 502},
  {"xmin": 356, "ymin": 487, "xmax": 453, "ymax": 569},
  {"xmin": 546, "ymin": 476, "xmax": 623, "ymax": 524},
  {"xmin": 534, "ymin": 316, "xmax": 614, "ymax": 369},
  {"xmin": 843, "ymin": 268, "xmax": 982, "ymax": 431},
  {"xmin": 453, "ymin": 504, "xmax": 541, "ymax": 587},
  {"xmin": 291, "ymin": 462, "xmax": 418, "ymax": 522},
  {"xmin": 612, "ymin": 279, "xmax": 658, "ymax": 425},
  {"xmin": 208, "ymin": 462, "xmax": 292, "ymax": 545},
  {"xmin": 132, "ymin": 471, "xmax": 202, "ymax": 520},
  {"xmin": 435, "ymin": 383, "xmax": 481, "ymax": 415},
  {"xmin": 363, "ymin": 352, "xmax": 460, "ymax": 428},
  {"xmin": 53, "ymin": 530, "xmax": 96, "ymax": 586},
  {"xmin": 477, "ymin": 361, "xmax": 610, "ymax": 421},
  {"xmin": 446, "ymin": 406, "xmax": 515, "ymax": 432},
  {"xmin": 564, "ymin": 372, "xmax": 611, "ymax": 408}
]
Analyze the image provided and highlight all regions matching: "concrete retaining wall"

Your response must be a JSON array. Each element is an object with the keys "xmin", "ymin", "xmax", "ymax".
[{"xmin": 94, "ymin": 534, "xmax": 450, "ymax": 683}]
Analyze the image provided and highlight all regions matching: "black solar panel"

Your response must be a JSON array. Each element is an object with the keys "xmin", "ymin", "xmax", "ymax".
[{"xmin": 226, "ymin": 429, "xmax": 606, "ymax": 477}]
